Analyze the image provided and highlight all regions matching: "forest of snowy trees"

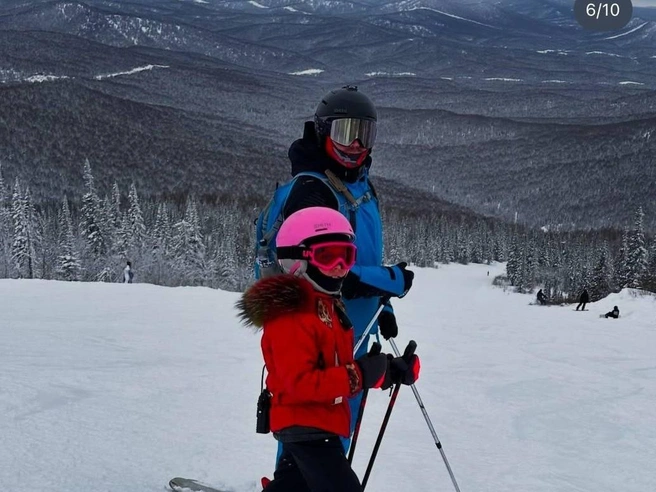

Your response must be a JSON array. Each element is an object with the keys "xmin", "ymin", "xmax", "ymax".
[{"xmin": 1, "ymin": 160, "xmax": 654, "ymax": 301}]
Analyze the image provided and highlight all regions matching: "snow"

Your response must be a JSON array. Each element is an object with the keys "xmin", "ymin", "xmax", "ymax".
[
  {"xmin": 365, "ymin": 71, "xmax": 416, "ymax": 77},
  {"xmin": 619, "ymin": 81, "xmax": 644, "ymax": 85},
  {"xmin": 603, "ymin": 22, "xmax": 648, "ymax": 40},
  {"xmin": 586, "ymin": 51, "xmax": 624, "ymax": 57},
  {"xmin": 484, "ymin": 77, "xmax": 522, "ymax": 82},
  {"xmin": 25, "ymin": 74, "xmax": 70, "ymax": 83},
  {"xmin": 248, "ymin": 1, "xmax": 268, "ymax": 8},
  {"xmin": 406, "ymin": 6, "xmax": 498, "ymax": 29},
  {"xmin": 2, "ymin": 263, "xmax": 656, "ymax": 492},
  {"xmin": 288, "ymin": 68, "xmax": 324, "ymax": 75},
  {"xmin": 94, "ymin": 64, "xmax": 170, "ymax": 80}
]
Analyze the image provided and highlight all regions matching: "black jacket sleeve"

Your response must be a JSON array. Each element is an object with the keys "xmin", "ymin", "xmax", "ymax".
[{"xmin": 283, "ymin": 175, "xmax": 339, "ymax": 219}]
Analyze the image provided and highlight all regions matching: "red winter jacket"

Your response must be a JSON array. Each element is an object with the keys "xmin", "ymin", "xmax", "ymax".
[{"xmin": 236, "ymin": 274, "xmax": 362, "ymax": 438}]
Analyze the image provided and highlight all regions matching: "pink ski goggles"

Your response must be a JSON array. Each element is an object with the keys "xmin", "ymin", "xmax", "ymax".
[{"xmin": 278, "ymin": 242, "xmax": 357, "ymax": 271}]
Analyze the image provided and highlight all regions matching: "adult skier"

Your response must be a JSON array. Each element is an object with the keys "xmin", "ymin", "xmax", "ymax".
[
  {"xmin": 278, "ymin": 86, "xmax": 415, "ymax": 453},
  {"xmin": 237, "ymin": 207, "xmax": 420, "ymax": 492}
]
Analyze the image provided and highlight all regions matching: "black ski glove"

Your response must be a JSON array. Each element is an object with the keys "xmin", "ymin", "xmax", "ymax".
[
  {"xmin": 378, "ymin": 310, "xmax": 398, "ymax": 340},
  {"xmin": 393, "ymin": 262, "xmax": 415, "ymax": 297},
  {"xmin": 353, "ymin": 343, "xmax": 388, "ymax": 390},
  {"xmin": 387, "ymin": 341, "xmax": 421, "ymax": 386}
]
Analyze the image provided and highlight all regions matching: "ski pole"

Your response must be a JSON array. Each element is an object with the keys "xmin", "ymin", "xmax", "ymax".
[
  {"xmin": 347, "ymin": 387, "xmax": 368, "ymax": 465},
  {"xmin": 387, "ymin": 338, "xmax": 462, "ymax": 492},
  {"xmin": 353, "ymin": 296, "xmax": 390, "ymax": 356},
  {"xmin": 361, "ymin": 340, "xmax": 417, "ymax": 490},
  {"xmin": 347, "ymin": 342, "xmax": 382, "ymax": 464},
  {"xmin": 361, "ymin": 383, "xmax": 400, "ymax": 490}
]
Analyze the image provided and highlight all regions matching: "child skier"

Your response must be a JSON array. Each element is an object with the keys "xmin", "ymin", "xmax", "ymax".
[{"xmin": 237, "ymin": 207, "xmax": 420, "ymax": 492}]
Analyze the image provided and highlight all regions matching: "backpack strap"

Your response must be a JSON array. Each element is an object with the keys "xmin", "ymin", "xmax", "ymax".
[{"xmin": 325, "ymin": 169, "xmax": 359, "ymax": 207}]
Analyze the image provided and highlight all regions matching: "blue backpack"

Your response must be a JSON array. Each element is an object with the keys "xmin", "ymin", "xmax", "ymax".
[{"xmin": 254, "ymin": 170, "xmax": 374, "ymax": 279}]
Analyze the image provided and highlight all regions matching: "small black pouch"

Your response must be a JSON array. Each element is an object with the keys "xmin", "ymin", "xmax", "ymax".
[{"xmin": 256, "ymin": 388, "xmax": 271, "ymax": 434}]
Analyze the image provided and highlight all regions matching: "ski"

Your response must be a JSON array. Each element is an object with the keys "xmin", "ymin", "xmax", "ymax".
[{"xmin": 169, "ymin": 477, "xmax": 230, "ymax": 492}]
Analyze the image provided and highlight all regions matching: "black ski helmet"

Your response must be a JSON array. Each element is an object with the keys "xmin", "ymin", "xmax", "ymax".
[{"xmin": 314, "ymin": 86, "xmax": 377, "ymax": 143}]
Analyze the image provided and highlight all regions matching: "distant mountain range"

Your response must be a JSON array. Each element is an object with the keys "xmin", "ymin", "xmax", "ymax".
[{"xmin": 1, "ymin": 0, "xmax": 655, "ymax": 230}]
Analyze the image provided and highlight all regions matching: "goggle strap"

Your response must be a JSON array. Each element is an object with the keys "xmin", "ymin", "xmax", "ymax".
[{"xmin": 276, "ymin": 246, "xmax": 306, "ymax": 261}]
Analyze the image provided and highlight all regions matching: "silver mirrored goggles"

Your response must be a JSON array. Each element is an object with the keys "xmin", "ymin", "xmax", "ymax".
[{"xmin": 329, "ymin": 118, "xmax": 377, "ymax": 149}]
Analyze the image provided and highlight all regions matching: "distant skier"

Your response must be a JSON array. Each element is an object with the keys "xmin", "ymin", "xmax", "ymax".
[
  {"xmin": 604, "ymin": 306, "xmax": 620, "ymax": 319},
  {"xmin": 536, "ymin": 289, "xmax": 547, "ymax": 305},
  {"xmin": 575, "ymin": 289, "xmax": 589, "ymax": 311},
  {"xmin": 237, "ymin": 207, "xmax": 420, "ymax": 492},
  {"xmin": 123, "ymin": 261, "xmax": 134, "ymax": 284}
]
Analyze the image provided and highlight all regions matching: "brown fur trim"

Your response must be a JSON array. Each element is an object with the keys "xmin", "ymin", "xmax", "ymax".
[{"xmin": 235, "ymin": 274, "xmax": 313, "ymax": 329}]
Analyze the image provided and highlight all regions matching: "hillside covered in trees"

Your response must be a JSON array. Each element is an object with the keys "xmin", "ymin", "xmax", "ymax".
[{"xmin": 1, "ymin": 161, "xmax": 654, "ymax": 301}]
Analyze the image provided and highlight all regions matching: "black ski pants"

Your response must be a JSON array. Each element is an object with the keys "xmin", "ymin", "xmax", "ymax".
[
  {"xmin": 576, "ymin": 302, "xmax": 587, "ymax": 311},
  {"xmin": 264, "ymin": 437, "xmax": 362, "ymax": 492}
]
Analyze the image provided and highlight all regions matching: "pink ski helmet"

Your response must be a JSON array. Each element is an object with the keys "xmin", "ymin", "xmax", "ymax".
[{"xmin": 277, "ymin": 207, "xmax": 356, "ymax": 295}]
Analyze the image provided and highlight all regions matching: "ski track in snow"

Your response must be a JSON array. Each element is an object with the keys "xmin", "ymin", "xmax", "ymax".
[
  {"xmin": 1, "ymin": 264, "xmax": 656, "ymax": 491},
  {"xmin": 94, "ymin": 64, "xmax": 170, "ymax": 80},
  {"xmin": 603, "ymin": 22, "xmax": 648, "ymax": 40}
]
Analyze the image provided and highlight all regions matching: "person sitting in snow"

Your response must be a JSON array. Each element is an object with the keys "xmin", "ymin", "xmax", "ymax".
[
  {"xmin": 237, "ymin": 207, "xmax": 420, "ymax": 492},
  {"xmin": 604, "ymin": 306, "xmax": 620, "ymax": 319},
  {"xmin": 536, "ymin": 289, "xmax": 547, "ymax": 305}
]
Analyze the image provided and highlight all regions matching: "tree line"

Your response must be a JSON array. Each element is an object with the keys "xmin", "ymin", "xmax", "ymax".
[{"xmin": 1, "ymin": 160, "xmax": 654, "ymax": 300}]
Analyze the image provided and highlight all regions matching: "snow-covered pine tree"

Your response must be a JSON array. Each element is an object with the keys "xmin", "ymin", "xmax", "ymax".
[
  {"xmin": 10, "ymin": 178, "xmax": 35, "ymax": 278},
  {"xmin": 146, "ymin": 202, "xmax": 170, "ymax": 284},
  {"xmin": 80, "ymin": 159, "xmax": 106, "ymax": 258},
  {"xmin": 111, "ymin": 182, "xmax": 121, "ymax": 229},
  {"xmin": 642, "ymin": 239, "xmax": 656, "ymax": 292},
  {"xmin": 626, "ymin": 207, "xmax": 648, "ymax": 289},
  {"xmin": 615, "ymin": 228, "xmax": 630, "ymax": 289},
  {"xmin": 506, "ymin": 235, "xmax": 522, "ymax": 286},
  {"xmin": 57, "ymin": 196, "xmax": 81, "ymax": 281},
  {"xmin": 589, "ymin": 244, "xmax": 613, "ymax": 300},
  {"xmin": 522, "ymin": 240, "xmax": 537, "ymax": 288},
  {"xmin": 0, "ymin": 162, "xmax": 12, "ymax": 277},
  {"xmin": 172, "ymin": 197, "xmax": 206, "ymax": 284},
  {"xmin": 127, "ymin": 183, "xmax": 146, "ymax": 250}
]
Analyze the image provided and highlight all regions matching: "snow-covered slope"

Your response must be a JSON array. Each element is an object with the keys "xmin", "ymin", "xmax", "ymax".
[{"xmin": 1, "ymin": 263, "xmax": 655, "ymax": 491}]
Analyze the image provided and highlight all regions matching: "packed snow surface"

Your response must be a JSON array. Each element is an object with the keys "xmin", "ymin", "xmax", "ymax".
[{"xmin": 1, "ymin": 263, "xmax": 655, "ymax": 491}]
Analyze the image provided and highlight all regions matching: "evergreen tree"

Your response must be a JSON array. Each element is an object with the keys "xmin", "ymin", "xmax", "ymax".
[
  {"xmin": 80, "ymin": 159, "xmax": 106, "ymax": 257},
  {"xmin": 172, "ymin": 198, "xmax": 206, "ymax": 284},
  {"xmin": 0, "ymin": 162, "xmax": 12, "ymax": 277},
  {"xmin": 23, "ymin": 187, "xmax": 43, "ymax": 278},
  {"xmin": 506, "ymin": 235, "xmax": 522, "ymax": 286},
  {"xmin": 57, "ymin": 197, "xmax": 81, "ymax": 281},
  {"xmin": 626, "ymin": 207, "xmax": 648, "ymax": 288},
  {"xmin": 590, "ymin": 245, "xmax": 613, "ymax": 300},
  {"xmin": 643, "ymin": 239, "xmax": 656, "ymax": 292},
  {"xmin": 615, "ymin": 228, "xmax": 630, "ymax": 289},
  {"xmin": 127, "ymin": 183, "xmax": 146, "ymax": 250},
  {"xmin": 10, "ymin": 179, "xmax": 35, "ymax": 278},
  {"xmin": 111, "ymin": 182, "xmax": 121, "ymax": 228}
]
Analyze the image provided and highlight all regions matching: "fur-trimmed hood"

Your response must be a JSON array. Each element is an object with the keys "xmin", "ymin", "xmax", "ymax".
[{"xmin": 236, "ymin": 274, "xmax": 316, "ymax": 329}]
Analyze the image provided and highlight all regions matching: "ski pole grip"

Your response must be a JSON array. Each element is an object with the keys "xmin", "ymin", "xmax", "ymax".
[
  {"xmin": 368, "ymin": 341, "xmax": 382, "ymax": 356},
  {"xmin": 403, "ymin": 340, "xmax": 417, "ymax": 358}
]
